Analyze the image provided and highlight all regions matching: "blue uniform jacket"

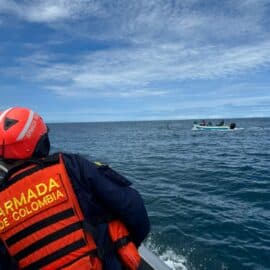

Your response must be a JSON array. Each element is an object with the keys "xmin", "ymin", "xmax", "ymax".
[{"xmin": 0, "ymin": 153, "xmax": 150, "ymax": 270}]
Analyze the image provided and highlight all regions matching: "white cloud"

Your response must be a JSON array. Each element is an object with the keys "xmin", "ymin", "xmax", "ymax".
[
  {"xmin": 6, "ymin": 40, "xmax": 269, "ymax": 98},
  {"xmin": 118, "ymin": 89, "xmax": 169, "ymax": 97},
  {"xmin": 0, "ymin": 0, "xmax": 268, "ymax": 43},
  {"xmin": 0, "ymin": 0, "xmax": 101, "ymax": 23},
  {"xmin": 27, "ymin": 2, "xmax": 70, "ymax": 22},
  {"xmin": 1, "ymin": 0, "xmax": 270, "ymax": 101}
]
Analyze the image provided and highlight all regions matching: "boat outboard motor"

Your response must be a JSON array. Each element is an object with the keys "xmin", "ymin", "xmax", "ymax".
[{"xmin": 230, "ymin": 123, "xmax": 236, "ymax": 129}]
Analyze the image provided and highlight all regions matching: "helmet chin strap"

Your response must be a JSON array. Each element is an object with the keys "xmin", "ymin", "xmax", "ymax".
[
  {"xmin": 0, "ymin": 159, "xmax": 8, "ymax": 182},
  {"xmin": 0, "ymin": 158, "xmax": 26, "ymax": 183},
  {"xmin": 0, "ymin": 162, "xmax": 8, "ymax": 173},
  {"xmin": 0, "ymin": 139, "xmax": 23, "ymax": 174},
  {"xmin": 0, "ymin": 158, "xmax": 19, "ymax": 172}
]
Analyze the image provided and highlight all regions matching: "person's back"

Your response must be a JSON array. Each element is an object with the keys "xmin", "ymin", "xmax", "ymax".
[{"xmin": 0, "ymin": 107, "xmax": 150, "ymax": 270}]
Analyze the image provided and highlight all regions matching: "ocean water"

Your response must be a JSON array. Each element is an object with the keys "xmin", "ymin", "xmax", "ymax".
[{"xmin": 49, "ymin": 118, "xmax": 270, "ymax": 270}]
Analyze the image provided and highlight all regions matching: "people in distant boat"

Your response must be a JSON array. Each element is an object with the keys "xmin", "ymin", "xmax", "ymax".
[
  {"xmin": 217, "ymin": 120, "xmax": 224, "ymax": 126},
  {"xmin": 200, "ymin": 120, "xmax": 206, "ymax": 126}
]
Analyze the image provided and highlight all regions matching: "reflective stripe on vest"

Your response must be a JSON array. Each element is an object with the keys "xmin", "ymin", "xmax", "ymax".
[{"xmin": 0, "ymin": 154, "xmax": 101, "ymax": 270}]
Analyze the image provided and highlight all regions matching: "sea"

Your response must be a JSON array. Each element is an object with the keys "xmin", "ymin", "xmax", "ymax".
[{"xmin": 48, "ymin": 118, "xmax": 270, "ymax": 270}]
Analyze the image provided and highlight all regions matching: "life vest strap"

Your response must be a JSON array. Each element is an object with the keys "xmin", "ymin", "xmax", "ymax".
[
  {"xmin": 57, "ymin": 250, "xmax": 99, "ymax": 270},
  {"xmin": 21, "ymin": 238, "xmax": 87, "ymax": 270},
  {"xmin": 114, "ymin": 235, "xmax": 131, "ymax": 250},
  {"xmin": 6, "ymin": 208, "xmax": 75, "ymax": 247},
  {"xmin": 14, "ymin": 221, "xmax": 83, "ymax": 261}
]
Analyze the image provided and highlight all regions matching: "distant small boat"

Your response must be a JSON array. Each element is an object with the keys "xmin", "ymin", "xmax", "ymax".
[{"xmin": 192, "ymin": 122, "xmax": 236, "ymax": 131}]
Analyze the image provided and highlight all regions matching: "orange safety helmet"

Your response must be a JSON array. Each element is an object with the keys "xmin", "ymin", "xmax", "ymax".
[{"xmin": 0, "ymin": 107, "xmax": 49, "ymax": 160}]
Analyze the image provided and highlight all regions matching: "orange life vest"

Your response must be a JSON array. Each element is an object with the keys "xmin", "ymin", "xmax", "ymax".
[
  {"xmin": 0, "ymin": 154, "xmax": 141, "ymax": 270},
  {"xmin": 108, "ymin": 220, "xmax": 141, "ymax": 270}
]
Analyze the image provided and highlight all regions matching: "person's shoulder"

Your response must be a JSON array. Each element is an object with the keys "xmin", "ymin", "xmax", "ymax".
[
  {"xmin": 93, "ymin": 162, "xmax": 132, "ymax": 186},
  {"xmin": 60, "ymin": 152, "xmax": 132, "ymax": 186},
  {"xmin": 61, "ymin": 152, "xmax": 92, "ymax": 164},
  {"xmin": 59, "ymin": 152, "xmax": 96, "ymax": 172},
  {"xmin": 61, "ymin": 153, "xmax": 109, "ymax": 170},
  {"xmin": 61, "ymin": 152, "xmax": 110, "ymax": 174}
]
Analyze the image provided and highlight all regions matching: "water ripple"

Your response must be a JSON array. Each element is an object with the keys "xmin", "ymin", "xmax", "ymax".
[{"xmin": 49, "ymin": 118, "xmax": 270, "ymax": 270}]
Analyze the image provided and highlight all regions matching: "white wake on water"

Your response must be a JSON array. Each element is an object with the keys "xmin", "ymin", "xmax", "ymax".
[
  {"xmin": 160, "ymin": 249, "xmax": 188, "ymax": 270},
  {"xmin": 145, "ymin": 239, "xmax": 188, "ymax": 270}
]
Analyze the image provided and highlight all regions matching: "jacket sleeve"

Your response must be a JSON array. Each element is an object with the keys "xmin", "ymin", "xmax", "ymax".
[{"xmin": 63, "ymin": 153, "xmax": 150, "ymax": 246}]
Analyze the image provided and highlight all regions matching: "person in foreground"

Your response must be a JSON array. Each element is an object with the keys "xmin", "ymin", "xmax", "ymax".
[{"xmin": 0, "ymin": 107, "xmax": 150, "ymax": 270}]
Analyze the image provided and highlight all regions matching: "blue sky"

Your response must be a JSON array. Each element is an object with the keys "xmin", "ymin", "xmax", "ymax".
[{"xmin": 0, "ymin": 0, "xmax": 270, "ymax": 122}]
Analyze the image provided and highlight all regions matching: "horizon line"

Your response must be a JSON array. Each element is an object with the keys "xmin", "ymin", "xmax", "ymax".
[{"xmin": 47, "ymin": 116, "xmax": 270, "ymax": 125}]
